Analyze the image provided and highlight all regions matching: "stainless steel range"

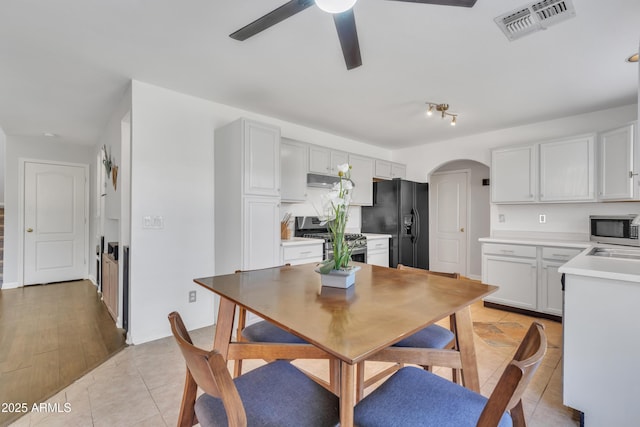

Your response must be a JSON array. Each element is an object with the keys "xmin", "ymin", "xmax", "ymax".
[{"xmin": 294, "ymin": 216, "xmax": 367, "ymax": 263}]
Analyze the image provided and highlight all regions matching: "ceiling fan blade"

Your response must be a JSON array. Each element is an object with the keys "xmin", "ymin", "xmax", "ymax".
[
  {"xmin": 333, "ymin": 10, "xmax": 362, "ymax": 70},
  {"xmin": 386, "ymin": 0, "xmax": 477, "ymax": 7},
  {"xmin": 230, "ymin": 0, "xmax": 315, "ymax": 41}
]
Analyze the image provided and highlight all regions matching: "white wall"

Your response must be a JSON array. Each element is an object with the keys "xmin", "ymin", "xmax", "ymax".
[
  {"xmin": 127, "ymin": 81, "xmax": 394, "ymax": 344},
  {"xmin": 3, "ymin": 137, "xmax": 92, "ymax": 288},
  {"xmin": 393, "ymin": 104, "xmax": 639, "ymax": 238},
  {"xmin": 0, "ymin": 126, "xmax": 5, "ymax": 206}
]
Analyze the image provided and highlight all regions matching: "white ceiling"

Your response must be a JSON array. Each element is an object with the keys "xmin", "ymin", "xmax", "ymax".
[{"xmin": 0, "ymin": 0, "xmax": 638, "ymax": 149}]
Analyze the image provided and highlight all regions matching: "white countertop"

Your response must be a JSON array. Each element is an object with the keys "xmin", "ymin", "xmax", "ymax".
[
  {"xmin": 479, "ymin": 236, "xmax": 592, "ymax": 249},
  {"xmin": 281, "ymin": 237, "xmax": 324, "ymax": 247},
  {"xmin": 559, "ymin": 247, "xmax": 640, "ymax": 283},
  {"xmin": 362, "ymin": 233, "xmax": 392, "ymax": 239}
]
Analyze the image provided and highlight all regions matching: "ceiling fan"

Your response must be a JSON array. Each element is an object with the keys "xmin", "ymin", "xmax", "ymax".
[{"xmin": 229, "ymin": 0, "xmax": 478, "ymax": 70}]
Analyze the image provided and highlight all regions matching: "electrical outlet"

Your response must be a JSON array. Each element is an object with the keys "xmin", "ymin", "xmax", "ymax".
[
  {"xmin": 189, "ymin": 290, "xmax": 196, "ymax": 303},
  {"xmin": 539, "ymin": 214, "xmax": 546, "ymax": 224}
]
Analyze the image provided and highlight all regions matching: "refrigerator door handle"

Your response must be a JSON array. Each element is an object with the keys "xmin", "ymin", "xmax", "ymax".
[{"xmin": 413, "ymin": 208, "xmax": 420, "ymax": 243}]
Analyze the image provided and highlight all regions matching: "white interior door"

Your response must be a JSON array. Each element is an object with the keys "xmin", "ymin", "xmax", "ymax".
[
  {"xmin": 23, "ymin": 162, "xmax": 87, "ymax": 285},
  {"xmin": 430, "ymin": 170, "xmax": 468, "ymax": 276}
]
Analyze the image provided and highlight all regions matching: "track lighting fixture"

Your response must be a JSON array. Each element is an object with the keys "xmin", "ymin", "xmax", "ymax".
[{"xmin": 425, "ymin": 102, "xmax": 458, "ymax": 126}]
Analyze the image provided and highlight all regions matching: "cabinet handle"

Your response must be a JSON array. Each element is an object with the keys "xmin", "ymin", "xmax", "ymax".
[
  {"xmin": 551, "ymin": 254, "xmax": 569, "ymax": 258},
  {"xmin": 500, "ymin": 250, "xmax": 515, "ymax": 254},
  {"xmin": 299, "ymin": 251, "xmax": 312, "ymax": 255},
  {"xmin": 26, "ymin": 227, "xmax": 33, "ymax": 233},
  {"xmin": 630, "ymin": 171, "xmax": 638, "ymax": 178}
]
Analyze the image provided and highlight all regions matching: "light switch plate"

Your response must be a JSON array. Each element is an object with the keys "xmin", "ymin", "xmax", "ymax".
[{"xmin": 143, "ymin": 215, "xmax": 164, "ymax": 229}]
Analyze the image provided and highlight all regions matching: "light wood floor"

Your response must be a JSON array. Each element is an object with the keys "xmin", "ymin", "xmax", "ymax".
[{"xmin": 0, "ymin": 280, "xmax": 126, "ymax": 427}]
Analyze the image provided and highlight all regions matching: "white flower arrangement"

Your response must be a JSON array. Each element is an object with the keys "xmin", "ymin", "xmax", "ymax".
[{"xmin": 318, "ymin": 163, "xmax": 354, "ymax": 273}]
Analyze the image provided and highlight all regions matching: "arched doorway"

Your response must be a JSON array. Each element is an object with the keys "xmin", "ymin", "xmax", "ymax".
[{"xmin": 428, "ymin": 160, "xmax": 490, "ymax": 279}]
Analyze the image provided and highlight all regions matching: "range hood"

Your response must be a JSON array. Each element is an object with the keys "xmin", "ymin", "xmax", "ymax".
[{"xmin": 306, "ymin": 173, "xmax": 340, "ymax": 188}]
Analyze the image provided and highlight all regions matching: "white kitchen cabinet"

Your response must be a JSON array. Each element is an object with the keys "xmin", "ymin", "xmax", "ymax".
[
  {"xmin": 539, "ymin": 135, "xmax": 595, "ymax": 202},
  {"xmin": 540, "ymin": 261, "xmax": 563, "ymax": 316},
  {"xmin": 282, "ymin": 241, "xmax": 323, "ymax": 266},
  {"xmin": 243, "ymin": 197, "xmax": 281, "ymax": 271},
  {"xmin": 348, "ymin": 154, "xmax": 374, "ymax": 206},
  {"xmin": 366, "ymin": 236, "xmax": 390, "ymax": 267},
  {"xmin": 491, "ymin": 145, "xmax": 536, "ymax": 203},
  {"xmin": 562, "ymin": 272, "xmax": 640, "ymax": 425},
  {"xmin": 482, "ymin": 242, "xmax": 584, "ymax": 317},
  {"xmin": 540, "ymin": 247, "xmax": 581, "ymax": 316},
  {"xmin": 309, "ymin": 145, "xmax": 348, "ymax": 175},
  {"xmin": 280, "ymin": 138, "xmax": 308, "ymax": 202},
  {"xmin": 598, "ymin": 122, "xmax": 637, "ymax": 201},
  {"xmin": 214, "ymin": 118, "xmax": 281, "ymax": 275},
  {"xmin": 374, "ymin": 160, "xmax": 406, "ymax": 180},
  {"xmin": 482, "ymin": 244, "xmax": 538, "ymax": 310},
  {"xmin": 391, "ymin": 163, "xmax": 406, "ymax": 179},
  {"xmin": 242, "ymin": 120, "xmax": 281, "ymax": 197}
]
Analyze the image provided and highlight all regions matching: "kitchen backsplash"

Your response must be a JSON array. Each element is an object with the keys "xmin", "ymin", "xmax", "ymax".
[
  {"xmin": 280, "ymin": 186, "xmax": 362, "ymax": 236},
  {"xmin": 491, "ymin": 201, "xmax": 640, "ymax": 239}
]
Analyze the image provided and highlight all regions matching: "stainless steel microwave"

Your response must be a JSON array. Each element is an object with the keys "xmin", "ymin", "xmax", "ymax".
[{"xmin": 590, "ymin": 215, "xmax": 640, "ymax": 246}]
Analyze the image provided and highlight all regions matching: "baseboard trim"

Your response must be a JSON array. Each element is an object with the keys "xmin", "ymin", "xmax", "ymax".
[
  {"xmin": 1, "ymin": 282, "xmax": 21, "ymax": 290},
  {"xmin": 483, "ymin": 301, "xmax": 562, "ymax": 323}
]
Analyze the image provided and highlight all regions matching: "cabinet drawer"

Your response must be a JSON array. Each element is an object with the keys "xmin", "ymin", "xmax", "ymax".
[
  {"xmin": 367, "ymin": 238, "xmax": 389, "ymax": 252},
  {"xmin": 483, "ymin": 243, "xmax": 536, "ymax": 258},
  {"xmin": 541, "ymin": 247, "xmax": 582, "ymax": 261},
  {"xmin": 283, "ymin": 245, "xmax": 323, "ymax": 261}
]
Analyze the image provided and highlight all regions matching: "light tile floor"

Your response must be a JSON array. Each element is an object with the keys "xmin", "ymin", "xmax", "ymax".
[{"xmin": 9, "ymin": 301, "xmax": 579, "ymax": 426}]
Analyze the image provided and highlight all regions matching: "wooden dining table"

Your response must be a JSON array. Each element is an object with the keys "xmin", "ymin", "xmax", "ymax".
[{"xmin": 194, "ymin": 262, "xmax": 497, "ymax": 427}]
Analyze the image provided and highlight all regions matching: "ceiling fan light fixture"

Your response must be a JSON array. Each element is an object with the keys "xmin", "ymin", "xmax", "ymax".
[
  {"xmin": 315, "ymin": 0, "xmax": 358, "ymax": 14},
  {"xmin": 451, "ymin": 116, "xmax": 457, "ymax": 126},
  {"xmin": 627, "ymin": 53, "xmax": 639, "ymax": 63}
]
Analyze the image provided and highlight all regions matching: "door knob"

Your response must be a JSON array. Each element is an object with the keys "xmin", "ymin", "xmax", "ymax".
[
  {"xmin": 26, "ymin": 228, "xmax": 33, "ymax": 232},
  {"xmin": 460, "ymin": 227, "xmax": 465, "ymax": 232}
]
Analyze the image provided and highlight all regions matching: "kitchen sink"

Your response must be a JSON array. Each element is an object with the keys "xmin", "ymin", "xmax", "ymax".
[{"xmin": 587, "ymin": 247, "xmax": 640, "ymax": 260}]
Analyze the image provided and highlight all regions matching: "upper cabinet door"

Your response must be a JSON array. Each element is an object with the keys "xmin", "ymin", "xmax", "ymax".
[
  {"xmin": 308, "ymin": 146, "xmax": 331, "ymax": 174},
  {"xmin": 280, "ymin": 138, "xmax": 308, "ymax": 202},
  {"xmin": 348, "ymin": 154, "xmax": 374, "ymax": 206},
  {"xmin": 308, "ymin": 145, "xmax": 348, "ymax": 175},
  {"xmin": 539, "ymin": 135, "xmax": 595, "ymax": 202},
  {"xmin": 599, "ymin": 123, "xmax": 636, "ymax": 201},
  {"xmin": 243, "ymin": 120, "xmax": 280, "ymax": 197},
  {"xmin": 391, "ymin": 163, "xmax": 406, "ymax": 179},
  {"xmin": 491, "ymin": 145, "xmax": 536, "ymax": 203},
  {"xmin": 374, "ymin": 160, "xmax": 392, "ymax": 179}
]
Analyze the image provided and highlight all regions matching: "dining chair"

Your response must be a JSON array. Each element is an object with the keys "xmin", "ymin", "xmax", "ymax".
[
  {"xmin": 354, "ymin": 321, "xmax": 547, "ymax": 427},
  {"xmin": 232, "ymin": 267, "xmax": 309, "ymax": 377},
  {"xmin": 168, "ymin": 311, "xmax": 340, "ymax": 427},
  {"xmin": 356, "ymin": 264, "xmax": 460, "ymax": 400}
]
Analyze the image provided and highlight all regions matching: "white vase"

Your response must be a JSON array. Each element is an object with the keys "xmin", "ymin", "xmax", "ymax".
[{"xmin": 315, "ymin": 265, "xmax": 361, "ymax": 289}]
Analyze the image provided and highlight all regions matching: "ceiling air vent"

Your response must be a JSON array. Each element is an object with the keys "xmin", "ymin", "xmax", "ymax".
[{"xmin": 494, "ymin": 0, "xmax": 576, "ymax": 41}]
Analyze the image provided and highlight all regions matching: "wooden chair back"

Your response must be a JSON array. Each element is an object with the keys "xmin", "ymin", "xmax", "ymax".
[
  {"xmin": 478, "ymin": 321, "xmax": 547, "ymax": 427},
  {"xmin": 397, "ymin": 264, "xmax": 461, "ymax": 279},
  {"xmin": 168, "ymin": 311, "xmax": 247, "ymax": 427}
]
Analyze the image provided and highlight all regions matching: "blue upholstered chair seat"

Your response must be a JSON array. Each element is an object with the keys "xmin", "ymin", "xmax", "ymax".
[
  {"xmin": 195, "ymin": 360, "xmax": 339, "ymax": 427},
  {"xmin": 242, "ymin": 321, "xmax": 307, "ymax": 344},
  {"xmin": 354, "ymin": 366, "xmax": 513, "ymax": 427},
  {"xmin": 393, "ymin": 324, "xmax": 455, "ymax": 349}
]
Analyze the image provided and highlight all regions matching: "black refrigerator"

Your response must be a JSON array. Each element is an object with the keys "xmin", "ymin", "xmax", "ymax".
[{"xmin": 361, "ymin": 179, "xmax": 429, "ymax": 269}]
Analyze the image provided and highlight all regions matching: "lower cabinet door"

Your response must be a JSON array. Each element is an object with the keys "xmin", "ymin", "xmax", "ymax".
[
  {"xmin": 367, "ymin": 251, "xmax": 389, "ymax": 267},
  {"xmin": 540, "ymin": 261, "xmax": 564, "ymax": 316},
  {"xmin": 483, "ymin": 256, "xmax": 537, "ymax": 310}
]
